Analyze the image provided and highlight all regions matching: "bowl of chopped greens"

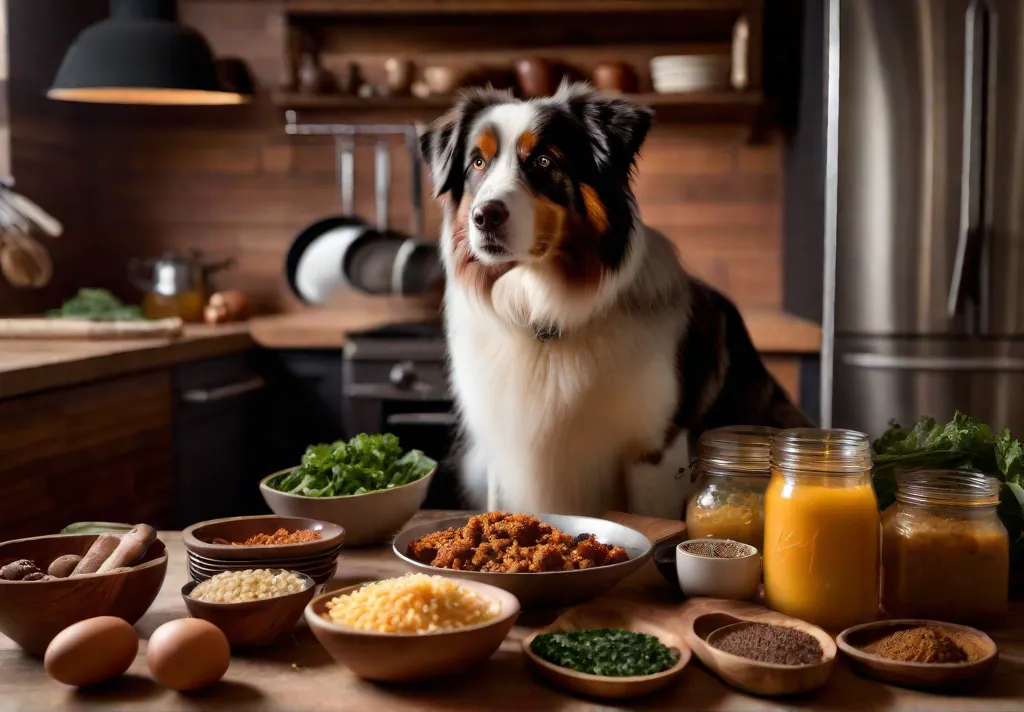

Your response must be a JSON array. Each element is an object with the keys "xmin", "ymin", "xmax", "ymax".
[{"xmin": 259, "ymin": 434, "xmax": 437, "ymax": 547}]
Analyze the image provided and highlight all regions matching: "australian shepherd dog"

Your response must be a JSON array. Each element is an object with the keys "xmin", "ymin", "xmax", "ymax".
[{"xmin": 420, "ymin": 82, "xmax": 811, "ymax": 518}]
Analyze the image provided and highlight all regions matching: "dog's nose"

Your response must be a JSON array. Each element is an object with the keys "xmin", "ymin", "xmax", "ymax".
[{"xmin": 472, "ymin": 201, "xmax": 509, "ymax": 231}]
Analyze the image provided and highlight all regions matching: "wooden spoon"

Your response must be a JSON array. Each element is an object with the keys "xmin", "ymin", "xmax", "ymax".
[
  {"xmin": 0, "ymin": 232, "xmax": 51, "ymax": 288},
  {"xmin": 682, "ymin": 609, "xmax": 837, "ymax": 696},
  {"xmin": 836, "ymin": 619, "xmax": 997, "ymax": 690}
]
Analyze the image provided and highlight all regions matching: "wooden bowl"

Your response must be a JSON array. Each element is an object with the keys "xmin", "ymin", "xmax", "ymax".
[
  {"xmin": 260, "ymin": 466, "xmax": 435, "ymax": 547},
  {"xmin": 182, "ymin": 515, "xmax": 345, "ymax": 560},
  {"xmin": 186, "ymin": 552, "xmax": 338, "ymax": 587},
  {"xmin": 684, "ymin": 611, "xmax": 837, "ymax": 696},
  {"xmin": 187, "ymin": 543, "xmax": 344, "ymax": 568},
  {"xmin": 836, "ymin": 619, "xmax": 998, "ymax": 690},
  {"xmin": 522, "ymin": 624, "xmax": 690, "ymax": 699},
  {"xmin": 0, "ymin": 534, "xmax": 167, "ymax": 657},
  {"xmin": 304, "ymin": 580, "xmax": 519, "ymax": 682},
  {"xmin": 181, "ymin": 572, "xmax": 316, "ymax": 649}
]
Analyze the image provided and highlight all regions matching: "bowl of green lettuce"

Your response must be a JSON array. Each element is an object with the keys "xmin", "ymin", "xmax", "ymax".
[{"xmin": 260, "ymin": 433, "xmax": 437, "ymax": 547}]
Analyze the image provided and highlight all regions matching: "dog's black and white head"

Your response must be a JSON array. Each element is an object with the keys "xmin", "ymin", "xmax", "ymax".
[{"xmin": 420, "ymin": 82, "xmax": 653, "ymax": 297}]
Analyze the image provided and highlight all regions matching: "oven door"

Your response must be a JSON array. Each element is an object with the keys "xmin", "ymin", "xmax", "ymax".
[
  {"xmin": 344, "ymin": 386, "xmax": 461, "ymax": 509},
  {"xmin": 384, "ymin": 405, "xmax": 460, "ymax": 510}
]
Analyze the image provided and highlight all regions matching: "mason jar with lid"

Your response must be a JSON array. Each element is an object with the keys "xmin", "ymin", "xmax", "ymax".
[
  {"xmin": 763, "ymin": 428, "xmax": 880, "ymax": 631},
  {"xmin": 882, "ymin": 469, "xmax": 1008, "ymax": 623},
  {"xmin": 685, "ymin": 425, "xmax": 776, "ymax": 550}
]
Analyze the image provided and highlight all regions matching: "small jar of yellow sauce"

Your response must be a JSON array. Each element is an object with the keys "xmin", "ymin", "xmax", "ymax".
[
  {"xmin": 882, "ymin": 469, "xmax": 1008, "ymax": 623},
  {"xmin": 764, "ymin": 429, "xmax": 880, "ymax": 631},
  {"xmin": 685, "ymin": 425, "xmax": 775, "ymax": 550}
]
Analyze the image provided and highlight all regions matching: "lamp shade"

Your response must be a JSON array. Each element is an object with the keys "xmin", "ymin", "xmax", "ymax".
[{"xmin": 48, "ymin": 0, "xmax": 248, "ymax": 105}]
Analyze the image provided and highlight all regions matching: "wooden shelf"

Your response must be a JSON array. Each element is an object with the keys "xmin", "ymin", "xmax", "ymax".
[
  {"xmin": 272, "ymin": 90, "xmax": 763, "ymax": 121},
  {"xmin": 283, "ymin": 0, "xmax": 758, "ymax": 15}
]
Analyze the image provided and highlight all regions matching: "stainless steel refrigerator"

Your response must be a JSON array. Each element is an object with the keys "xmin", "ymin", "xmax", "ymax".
[{"xmin": 822, "ymin": 0, "xmax": 1024, "ymax": 436}]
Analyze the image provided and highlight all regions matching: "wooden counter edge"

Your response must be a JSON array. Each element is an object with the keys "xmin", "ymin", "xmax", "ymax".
[
  {"xmin": 249, "ymin": 309, "xmax": 823, "ymax": 354},
  {"xmin": 0, "ymin": 325, "xmax": 254, "ymax": 400}
]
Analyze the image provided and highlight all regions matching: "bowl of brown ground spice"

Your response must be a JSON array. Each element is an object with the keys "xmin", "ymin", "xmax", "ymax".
[{"xmin": 837, "ymin": 619, "xmax": 998, "ymax": 690}]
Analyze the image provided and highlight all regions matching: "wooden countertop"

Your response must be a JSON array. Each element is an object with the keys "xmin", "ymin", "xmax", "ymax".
[
  {"xmin": 0, "ymin": 323, "xmax": 253, "ymax": 400},
  {"xmin": 0, "ymin": 304, "xmax": 820, "ymax": 401},
  {"xmin": 249, "ymin": 306, "xmax": 823, "ymax": 354},
  {"xmin": 1, "ymin": 513, "xmax": 1020, "ymax": 711}
]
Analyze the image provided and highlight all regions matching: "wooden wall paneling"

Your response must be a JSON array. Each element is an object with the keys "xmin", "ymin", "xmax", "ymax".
[
  {"xmin": 3, "ymin": 0, "xmax": 785, "ymax": 316},
  {"xmin": 0, "ymin": 371, "xmax": 174, "ymax": 540},
  {"xmin": 0, "ymin": 0, "xmax": 106, "ymax": 316},
  {"xmin": 0, "ymin": 0, "xmax": 8, "ymax": 180},
  {"xmin": 281, "ymin": 0, "xmax": 761, "ymax": 14}
]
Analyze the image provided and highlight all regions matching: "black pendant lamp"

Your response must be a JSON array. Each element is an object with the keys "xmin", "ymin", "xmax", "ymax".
[{"xmin": 49, "ymin": 0, "xmax": 248, "ymax": 105}]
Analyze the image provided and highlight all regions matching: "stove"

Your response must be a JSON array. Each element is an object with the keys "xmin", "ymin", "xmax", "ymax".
[{"xmin": 342, "ymin": 321, "xmax": 461, "ymax": 508}]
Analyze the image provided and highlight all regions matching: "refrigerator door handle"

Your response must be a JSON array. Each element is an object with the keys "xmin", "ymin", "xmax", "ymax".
[
  {"xmin": 842, "ymin": 353, "xmax": 1024, "ymax": 372},
  {"xmin": 948, "ymin": 0, "xmax": 989, "ymax": 321}
]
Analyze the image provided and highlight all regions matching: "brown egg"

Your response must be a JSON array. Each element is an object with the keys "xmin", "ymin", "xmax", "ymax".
[
  {"xmin": 44, "ymin": 616, "xmax": 139, "ymax": 687},
  {"xmin": 146, "ymin": 618, "xmax": 230, "ymax": 691}
]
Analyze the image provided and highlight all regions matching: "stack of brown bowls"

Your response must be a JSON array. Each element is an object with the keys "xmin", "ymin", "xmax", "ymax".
[{"xmin": 182, "ymin": 515, "xmax": 344, "ymax": 587}]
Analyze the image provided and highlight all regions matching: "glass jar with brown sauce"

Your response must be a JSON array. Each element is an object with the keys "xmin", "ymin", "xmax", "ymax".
[
  {"xmin": 881, "ymin": 469, "xmax": 1009, "ymax": 624},
  {"xmin": 685, "ymin": 425, "xmax": 776, "ymax": 550}
]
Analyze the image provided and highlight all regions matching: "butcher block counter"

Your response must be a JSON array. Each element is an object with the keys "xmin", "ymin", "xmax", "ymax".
[
  {"xmin": 247, "ymin": 306, "xmax": 823, "ymax": 353},
  {"xmin": 0, "ymin": 324, "xmax": 253, "ymax": 400},
  {"xmin": 0, "ymin": 306, "xmax": 820, "ymax": 400},
  {"xmin": 1, "ymin": 513, "xmax": 1020, "ymax": 712}
]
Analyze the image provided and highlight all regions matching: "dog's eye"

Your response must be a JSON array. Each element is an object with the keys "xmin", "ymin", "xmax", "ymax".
[
  {"xmin": 472, "ymin": 158, "xmax": 486, "ymax": 170},
  {"xmin": 536, "ymin": 155, "xmax": 552, "ymax": 168}
]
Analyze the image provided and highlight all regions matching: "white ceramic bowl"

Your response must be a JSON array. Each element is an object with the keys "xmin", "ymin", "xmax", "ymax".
[
  {"xmin": 675, "ymin": 539, "xmax": 761, "ymax": 600},
  {"xmin": 259, "ymin": 465, "xmax": 436, "ymax": 547}
]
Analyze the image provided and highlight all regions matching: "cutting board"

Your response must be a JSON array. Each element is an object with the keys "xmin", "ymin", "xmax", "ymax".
[{"xmin": 0, "ymin": 317, "xmax": 184, "ymax": 339}]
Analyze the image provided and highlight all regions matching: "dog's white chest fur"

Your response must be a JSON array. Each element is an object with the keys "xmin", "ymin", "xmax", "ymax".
[{"xmin": 446, "ymin": 277, "xmax": 690, "ymax": 517}]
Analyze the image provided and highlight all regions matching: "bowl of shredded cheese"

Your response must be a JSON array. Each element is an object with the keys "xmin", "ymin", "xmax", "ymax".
[{"xmin": 304, "ymin": 573, "xmax": 520, "ymax": 681}]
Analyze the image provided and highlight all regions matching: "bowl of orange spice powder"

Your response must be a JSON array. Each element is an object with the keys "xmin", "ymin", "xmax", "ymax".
[
  {"xmin": 183, "ymin": 515, "xmax": 345, "ymax": 561},
  {"xmin": 837, "ymin": 619, "xmax": 998, "ymax": 690}
]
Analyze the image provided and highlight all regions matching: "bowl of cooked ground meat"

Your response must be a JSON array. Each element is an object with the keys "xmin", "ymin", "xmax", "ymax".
[{"xmin": 393, "ymin": 512, "xmax": 652, "ymax": 607}]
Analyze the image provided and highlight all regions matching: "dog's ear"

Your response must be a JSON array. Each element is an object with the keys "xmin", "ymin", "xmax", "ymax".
[
  {"xmin": 419, "ymin": 108, "xmax": 463, "ymax": 200},
  {"xmin": 555, "ymin": 80, "xmax": 653, "ymax": 183},
  {"xmin": 420, "ymin": 87, "xmax": 512, "ymax": 201}
]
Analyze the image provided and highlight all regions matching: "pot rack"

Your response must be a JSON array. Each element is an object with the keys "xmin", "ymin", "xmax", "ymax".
[{"xmin": 284, "ymin": 111, "xmax": 426, "ymax": 239}]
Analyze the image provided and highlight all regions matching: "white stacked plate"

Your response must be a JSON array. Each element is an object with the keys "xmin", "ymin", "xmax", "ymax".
[{"xmin": 650, "ymin": 55, "xmax": 731, "ymax": 93}]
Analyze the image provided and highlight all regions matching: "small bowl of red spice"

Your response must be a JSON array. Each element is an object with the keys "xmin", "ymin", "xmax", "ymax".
[
  {"xmin": 837, "ymin": 619, "xmax": 998, "ymax": 690},
  {"xmin": 182, "ymin": 516, "xmax": 345, "ymax": 587}
]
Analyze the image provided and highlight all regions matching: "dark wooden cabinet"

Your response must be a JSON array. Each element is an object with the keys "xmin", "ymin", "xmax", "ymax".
[
  {"xmin": 171, "ymin": 354, "xmax": 266, "ymax": 528},
  {"xmin": 0, "ymin": 371, "xmax": 174, "ymax": 540},
  {"xmin": 250, "ymin": 349, "xmax": 343, "ymax": 476}
]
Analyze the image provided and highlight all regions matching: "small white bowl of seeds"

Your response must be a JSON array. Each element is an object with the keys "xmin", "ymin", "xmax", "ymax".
[{"xmin": 675, "ymin": 539, "xmax": 761, "ymax": 601}]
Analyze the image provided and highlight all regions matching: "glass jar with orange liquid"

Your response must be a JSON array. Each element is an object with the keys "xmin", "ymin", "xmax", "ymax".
[
  {"xmin": 685, "ymin": 425, "xmax": 776, "ymax": 550},
  {"xmin": 882, "ymin": 469, "xmax": 1008, "ymax": 624},
  {"xmin": 763, "ymin": 429, "xmax": 880, "ymax": 631}
]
